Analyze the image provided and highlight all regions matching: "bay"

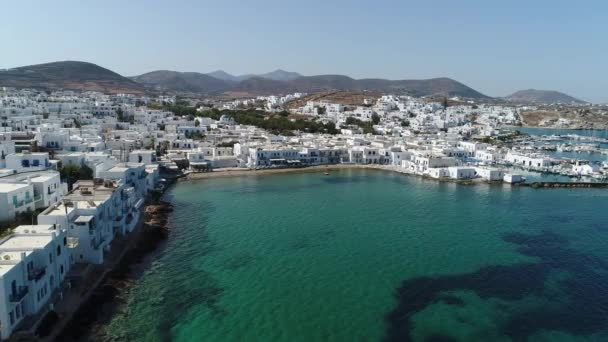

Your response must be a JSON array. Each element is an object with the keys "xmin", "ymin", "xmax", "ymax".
[{"xmin": 99, "ymin": 169, "xmax": 608, "ymax": 342}]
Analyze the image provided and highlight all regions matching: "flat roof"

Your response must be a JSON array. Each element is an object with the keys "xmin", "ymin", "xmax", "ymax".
[
  {"xmin": 29, "ymin": 174, "xmax": 58, "ymax": 182},
  {"xmin": 0, "ymin": 182, "xmax": 30, "ymax": 192},
  {"xmin": 74, "ymin": 215, "xmax": 94, "ymax": 223},
  {"xmin": 106, "ymin": 167, "xmax": 129, "ymax": 172},
  {"xmin": 13, "ymin": 225, "xmax": 55, "ymax": 234},
  {"xmin": 0, "ymin": 234, "xmax": 53, "ymax": 250}
]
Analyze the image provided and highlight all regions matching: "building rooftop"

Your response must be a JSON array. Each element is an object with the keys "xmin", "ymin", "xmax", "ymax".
[
  {"xmin": 74, "ymin": 215, "xmax": 94, "ymax": 223},
  {"xmin": 0, "ymin": 234, "xmax": 53, "ymax": 250},
  {"xmin": 0, "ymin": 182, "xmax": 30, "ymax": 192}
]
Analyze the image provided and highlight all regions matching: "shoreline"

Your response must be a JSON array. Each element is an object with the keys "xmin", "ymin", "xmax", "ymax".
[
  {"xmin": 185, "ymin": 164, "xmax": 389, "ymax": 180},
  {"xmin": 37, "ymin": 164, "xmax": 607, "ymax": 339},
  {"xmin": 186, "ymin": 165, "xmax": 608, "ymax": 188},
  {"xmin": 29, "ymin": 184, "xmax": 175, "ymax": 342}
]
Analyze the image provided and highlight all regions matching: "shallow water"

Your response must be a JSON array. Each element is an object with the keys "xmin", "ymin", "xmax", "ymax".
[{"xmin": 99, "ymin": 169, "xmax": 608, "ymax": 341}]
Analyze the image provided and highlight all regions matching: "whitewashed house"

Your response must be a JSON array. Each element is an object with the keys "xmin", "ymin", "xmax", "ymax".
[
  {"xmin": 0, "ymin": 183, "xmax": 36, "ymax": 223},
  {"xmin": 5, "ymin": 153, "xmax": 51, "ymax": 173},
  {"xmin": 0, "ymin": 224, "xmax": 71, "ymax": 340}
]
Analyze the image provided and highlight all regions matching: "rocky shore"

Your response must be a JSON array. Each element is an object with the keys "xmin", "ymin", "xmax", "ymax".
[{"xmin": 41, "ymin": 198, "xmax": 174, "ymax": 342}]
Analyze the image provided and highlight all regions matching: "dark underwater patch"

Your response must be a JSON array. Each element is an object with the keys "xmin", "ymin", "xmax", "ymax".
[
  {"xmin": 437, "ymin": 295, "xmax": 465, "ymax": 306},
  {"xmin": 383, "ymin": 230, "xmax": 608, "ymax": 341},
  {"xmin": 425, "ymin": 334, "xmax": 457, "ymax": 342}
]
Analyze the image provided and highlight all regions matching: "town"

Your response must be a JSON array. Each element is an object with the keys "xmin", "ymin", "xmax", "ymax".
[{"xmin": 0, "ymin": 85, "xmax": 606, "ymax": 340}]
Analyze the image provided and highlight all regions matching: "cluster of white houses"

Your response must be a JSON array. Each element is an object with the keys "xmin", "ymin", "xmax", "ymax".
[
  {"xmin": 0, "ymin": 158, "xmax": 155, "ymax": 339},
  {"xmin": 0, "ymin": 86, "xmax": 606, "ymax": 338}
]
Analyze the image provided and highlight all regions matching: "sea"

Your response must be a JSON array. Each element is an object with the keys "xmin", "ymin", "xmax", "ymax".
[{"xmin": 95, "ymin": 168, "xmax": 608, "ymax": 342}]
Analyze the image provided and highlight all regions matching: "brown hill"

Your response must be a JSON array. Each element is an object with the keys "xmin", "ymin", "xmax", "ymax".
[{"xmin": 0, "ymin": 61, "xmax": 144, "ymax": 94}]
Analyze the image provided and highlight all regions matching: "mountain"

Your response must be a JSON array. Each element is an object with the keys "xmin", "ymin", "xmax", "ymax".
[
  {"xmin": 237, "ymin": 75, "xmax": 487, "ymax": 98},
  {"xmin": 0, "ymin": 60, "xmax": 489, "ymax": 99},
  {"xmin": 131, "ymin": 70, "xmax": 231, "ymax": 94},
  {"xmin": 206, "ymin": 70, "xmax": 240, "ymax": 82},
  {"xmin": 0, "ymin": 61, "xmax": 144, "ymax": 94},
  {"xmin": 505, "ymin": 89, "xmax": 586, "ymax": 104},
  {"xmin": 257, "ymin": 69, "xmax": 302, "ymax": 81},
  {"xmin": 206, "ymin": 69, "xmax": 301, "ymax": 82},
  {"xmin": 135, "ymin": 70, "xmax": 488, "ymax": 98}
]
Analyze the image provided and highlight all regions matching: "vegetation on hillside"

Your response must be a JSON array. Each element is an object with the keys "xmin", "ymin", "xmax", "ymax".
[
  {"xmin": 344, "ymin": 117, "xmax": 376, "ymax": 134},
  {"xmin": 154, "ymin": 103, "xmax": 339, "ymax": 135}
]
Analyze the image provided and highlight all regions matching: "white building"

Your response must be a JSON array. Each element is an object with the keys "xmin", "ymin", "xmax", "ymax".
[
  {"xmin": 447, "ymin": 167, "xmax": 477, "ymax": 180},
  {"xmin": 475, "ymin": 167, "xmax": 506, "ymax": 181},
  {"xmin": 128, "ymin": 150, "xmax": 157, "ymax": 165},
  {"xmin": 0, "ymin": 225, "xmax": 71, "ymax": 340},
  {"xmin": 0, "ymin": 183, "xmax": 35, "ymax": 223},
  {"xmin": 5, "ymin": 153, "xmax": 51, "ymax": 173}
]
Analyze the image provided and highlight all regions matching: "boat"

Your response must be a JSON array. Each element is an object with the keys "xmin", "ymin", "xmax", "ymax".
[{"xmin": 324, "ymin": 172, "xmax": 330, "ymax": 175}]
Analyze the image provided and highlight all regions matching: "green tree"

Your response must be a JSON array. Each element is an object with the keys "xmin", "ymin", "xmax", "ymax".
[
  {"xmin": 59, "ymin": 164, "xmax": 93, "ymax": 190},
  {"xmin": 116, "ymin": 108, "xmax": 125, "ymax": 122},
  {"xmin": 371, "ymin": 113, "xmax": 380, "ymax": 125}
]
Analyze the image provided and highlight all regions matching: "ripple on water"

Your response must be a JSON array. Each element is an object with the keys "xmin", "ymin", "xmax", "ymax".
[{"xmin": 97, "ymin": 170, "xmax": 608, "ymax": 342}]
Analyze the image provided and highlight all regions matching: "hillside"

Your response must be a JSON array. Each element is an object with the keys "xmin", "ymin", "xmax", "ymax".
[
  {"xmin": 0, "ymin": 61, "xmax": 144, "ymax": 94},
  {"xmin": 257, "ymin": 69, "xmax": 302, "ymax": 81},
  {"xmin": 206, "ymin": 70, "xmax": 242, "ymax": 82},
  {"xmin": 285, "ymin": 91, "xmax": 382, "ymax": 110},
  {"xmin": 206, "ymin": 69, "xmax": 300, "ymax": 82},
  {"xmin": 505, "ymin": 89, "xmax": 586, "ymax": 104},
  {"xmin": 131, "ymin": 70, "xmax": 230, "ymax": 94},
  {"xmin": 229, "ymin": 74, "xmax": 488, "ymax": 99},
  {"xmin": 0, "ymin": 61, "xmax": 491, "ymax": 99}
]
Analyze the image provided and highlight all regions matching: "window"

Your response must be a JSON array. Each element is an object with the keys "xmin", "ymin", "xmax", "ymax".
[
  {"xmin": 9, "ymin": 311, "xmax": 14, "ymax": 325},
  {"xmin": 57, "ymin": 245, "xmax": 61, "ymax": 256},
  {"xmin": 49, "ymin": 253, "xmax": 53, "ymax": 263},
  {"xmin": 63, "ymin": 237, "xmax": 67, "ymax": 246}
]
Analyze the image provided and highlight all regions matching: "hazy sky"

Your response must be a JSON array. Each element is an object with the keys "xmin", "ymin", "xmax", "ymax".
[{"xmin": 2, "ymin": 0, "xmax": 607, "ymax": 102}]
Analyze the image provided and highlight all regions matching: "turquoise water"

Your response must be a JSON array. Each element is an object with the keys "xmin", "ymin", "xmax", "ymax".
[{"xmin": 99, "ymin": 169, "xmax": 608, "ymax": 341}]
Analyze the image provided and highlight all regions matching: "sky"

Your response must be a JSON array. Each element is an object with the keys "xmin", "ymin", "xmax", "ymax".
[{"xmin": 2, "ymin": 0, "xmax": 607, "ymax": 102}]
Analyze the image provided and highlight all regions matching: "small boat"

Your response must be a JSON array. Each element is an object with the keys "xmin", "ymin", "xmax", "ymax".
[{"xmin": 324, "ymin": 172, "xmax": 330, "ymax": 175}]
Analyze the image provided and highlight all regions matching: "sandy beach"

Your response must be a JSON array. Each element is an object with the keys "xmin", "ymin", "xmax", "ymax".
[{"xmin": 185, "ymin": 164, "xmax": 390, "ymax": 180}]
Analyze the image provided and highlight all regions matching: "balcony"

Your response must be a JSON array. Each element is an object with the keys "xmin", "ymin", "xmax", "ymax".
[
  {"xmin": 28, "ymin": 267, "xmax": 47, "ymax": 281},
  {"xmin": 9, "ymin": 286, "xmax": 28, "ymax": 303},
  {"xmin": 67, "ymin": 237, "xmax": 79, "ymax": 248}
]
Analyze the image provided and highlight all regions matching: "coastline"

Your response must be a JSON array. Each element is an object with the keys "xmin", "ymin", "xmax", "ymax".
[
  {"xmin": 185, "ymin": 165, "xmax": 492, "ymax": 186},
  {"xmin": 43, "ymin": 163, "xmax": 607, "ymax": 339},
  {"xmin": 185, "ymin": 164, "xmax": 389, "ymax": 180},
  {"xmin": 186, "ymin": 165, "xmax": 608, "ymax": 188},
  {"xmin": 30, "ymin": 187, "xmax": 175, "ymax": 342}
]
